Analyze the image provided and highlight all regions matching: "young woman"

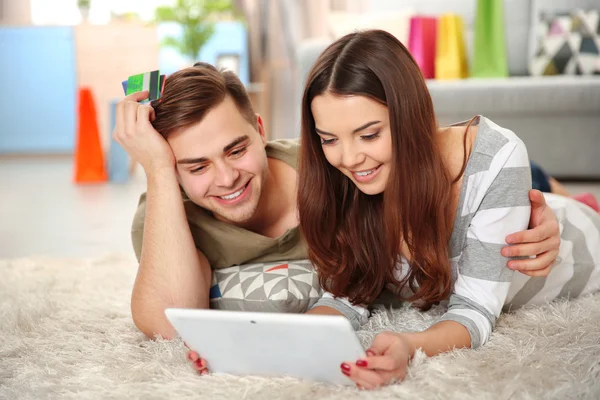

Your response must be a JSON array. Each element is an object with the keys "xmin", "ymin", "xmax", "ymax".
[{"xmin": 298, "ymin": 29, "xmax": 600, "ymax": 389}]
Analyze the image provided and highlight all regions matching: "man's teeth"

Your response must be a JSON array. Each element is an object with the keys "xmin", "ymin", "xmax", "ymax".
[
  {"xmin": 355, "ymin": 169, "xmax": 376, "ymax": 177},
  {"xmin": 219, "ymin": 186, "xmax": 245, "ymax": 200}
]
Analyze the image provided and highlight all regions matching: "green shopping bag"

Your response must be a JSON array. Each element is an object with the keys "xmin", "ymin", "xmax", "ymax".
[{"xmin": 472, "ymin": 0, "xmax": 509, "ymax": 77}]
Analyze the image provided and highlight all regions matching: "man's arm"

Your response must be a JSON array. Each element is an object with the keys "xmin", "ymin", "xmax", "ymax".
[
  {"xmin": 502, "ymin": 189, "xmax": 560, "ymax": 277},
  {"xmin": 131, "ymin": 168, "xmax": 212, "ymax": 339},
  {"xmin": 113, "ymin": 91, "xmax": 211, "ymax": 339}
]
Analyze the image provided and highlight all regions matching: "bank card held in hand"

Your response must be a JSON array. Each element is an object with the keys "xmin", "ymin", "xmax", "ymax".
[{"xmin": 121, "ymin": 70, "xmax": 165, "ymax": 103}]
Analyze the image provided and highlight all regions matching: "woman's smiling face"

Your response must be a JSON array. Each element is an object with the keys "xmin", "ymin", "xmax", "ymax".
[{"xmin": 311, "ymin": 92, "xmax": 393, "ymax": 195}]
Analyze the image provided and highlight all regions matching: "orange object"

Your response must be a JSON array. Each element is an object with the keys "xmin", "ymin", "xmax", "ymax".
[{"xmin": 73, "ymin": 87, "xmax": 108, "ymax": 183}]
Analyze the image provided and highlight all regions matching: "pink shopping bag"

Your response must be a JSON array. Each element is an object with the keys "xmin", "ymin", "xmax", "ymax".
[{"xmin": 408, "ymin": 16, "xmax": 437, "ymax": 79}]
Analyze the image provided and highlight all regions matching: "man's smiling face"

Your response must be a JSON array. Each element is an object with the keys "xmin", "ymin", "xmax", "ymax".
[{"xmin": 167, "ymin": 96, "xmax": 268, "ymax": 225}]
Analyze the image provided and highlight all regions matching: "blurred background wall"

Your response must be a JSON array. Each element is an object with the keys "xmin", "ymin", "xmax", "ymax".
[
  {"xmin": 0, "ymin": 0, "xmax": 598, "ymax": 260},
  {"xmin": 0, "ymin": 0, "xmax": 598, "ymax": 178}
]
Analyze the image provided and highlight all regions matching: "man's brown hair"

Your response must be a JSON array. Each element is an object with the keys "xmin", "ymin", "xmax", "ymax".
[{"xmin": 151, "ymin": 62, "xmax": 257, "ymax": 138}]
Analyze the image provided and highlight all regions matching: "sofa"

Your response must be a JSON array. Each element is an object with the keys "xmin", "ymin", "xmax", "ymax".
[{"xmin": 294, "ymin": 0, "xmax": 600, "ymax": 179}]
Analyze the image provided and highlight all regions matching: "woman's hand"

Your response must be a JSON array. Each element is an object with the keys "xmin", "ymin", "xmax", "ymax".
[
  {"xmin": 341, "ymin": 332, "xmax": 414, "ymax": 390},
  {"xmin": 184, "ymin": 343, "xmax": 209, "ymax": 375},
  {"xmin": 503, "ymin": 189, "xmax": 560, "ymax": 277}
]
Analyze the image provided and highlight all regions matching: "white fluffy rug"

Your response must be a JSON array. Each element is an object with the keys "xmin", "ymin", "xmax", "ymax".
[{"xmin": 1, "ymin": 255, "xmax": 600, "ymax": 400}]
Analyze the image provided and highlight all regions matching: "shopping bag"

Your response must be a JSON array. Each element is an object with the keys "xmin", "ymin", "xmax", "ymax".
[
  {"xmin": 435, "ymin": 14, "xmax": 469, "ymax": 80},
  {"xmin": 472, "ymin": 0, "xmax": 509, "ymax": 77},
  {"xmin": 408, "ymin": 16, "xmax": 437, "ymax": 79}
]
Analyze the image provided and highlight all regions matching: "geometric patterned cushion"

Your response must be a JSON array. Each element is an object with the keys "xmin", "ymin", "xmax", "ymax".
[
  {"xmin": 209, "ymin": 260, "xmax": 323, "ymax": 314},
  {"xmin": 529, "ymin": 8, "xmax": 600, "ymax": 76}
]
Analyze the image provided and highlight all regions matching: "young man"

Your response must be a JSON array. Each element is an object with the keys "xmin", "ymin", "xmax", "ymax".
[{"xmin": 113, "ymin": 63, "xmax": 560, "ymax": 344}]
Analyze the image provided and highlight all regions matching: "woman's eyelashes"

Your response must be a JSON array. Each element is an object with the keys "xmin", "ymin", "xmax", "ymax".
[
  {"xmin": 360, "ymin": 131, "xmax": 380, "ymax": 141},
  {"xmin": 320, "ymin": 131, "xmax": 381, "ymax": 146}
]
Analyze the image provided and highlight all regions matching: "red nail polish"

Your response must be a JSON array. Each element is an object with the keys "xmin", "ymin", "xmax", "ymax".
[
  {"xmin": 341, "ymin": 363, "xmax": 351, "ymax": 372},
  {"xmin": 342, "ymin": 370, "xmax": 350, "ymax": 377},
  {"xmin": 195, "ymin": 359, "xmax": 204, "ymax": 368},
  {"xmin": 356, "ymin": 359, "xmax": 368, "ymax": 367}
]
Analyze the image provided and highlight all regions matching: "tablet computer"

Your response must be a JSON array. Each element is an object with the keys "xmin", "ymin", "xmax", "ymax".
[{"xmin": 165, "ymin": 308, "xmax": 366, "ymax": 385}]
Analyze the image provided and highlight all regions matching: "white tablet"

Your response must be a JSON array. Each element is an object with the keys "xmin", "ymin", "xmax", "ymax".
[{"xmin": 165, "ymin": 308, "xmax": 366, "ymax": 385}]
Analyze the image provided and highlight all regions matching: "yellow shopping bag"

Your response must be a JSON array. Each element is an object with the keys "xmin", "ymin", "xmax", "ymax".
[{"xmin": 435, "ymin": 14, "xmax": 469, "ymax": 80}]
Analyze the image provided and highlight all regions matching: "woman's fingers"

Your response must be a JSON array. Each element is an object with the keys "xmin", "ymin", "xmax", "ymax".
[
  {"xmin": 342, "ymin": 362, "xmax": 402, "ymax": 389},
  {"xmin": 343, "ymin": 363, "xmax": 382, "ymax": 389},
  {"xmin": 366, "ymin": 349, "xmax": 377, "ymax": 357},
  {"xmin": 343, "ymin": 332, "xmax": 411, "ymax": 389},
  {"xmin": 356, "ymin": 356, "xmax": 406, "ymax": 385},
  {"xmin": 357, "ymin": 355, "xmax": 403, "ymax": 371}
]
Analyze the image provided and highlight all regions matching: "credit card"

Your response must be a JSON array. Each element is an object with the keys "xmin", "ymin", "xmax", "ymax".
[{"xmin": 121, "ymin": 70, "xmax": 164, "ymax": 102}]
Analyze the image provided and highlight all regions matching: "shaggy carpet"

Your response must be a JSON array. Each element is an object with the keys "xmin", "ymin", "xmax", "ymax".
[{"xmin": 1, "ymin": 255, "xmax": 599, "ymax": 400}]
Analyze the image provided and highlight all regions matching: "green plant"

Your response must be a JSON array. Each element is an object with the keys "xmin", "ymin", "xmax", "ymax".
[{"xmin": 155, "ymin": 0, "xmax": 235, "ymax": 62}]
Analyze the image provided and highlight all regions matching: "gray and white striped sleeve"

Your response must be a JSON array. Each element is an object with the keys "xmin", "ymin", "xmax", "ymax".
[
  {"xmin": 310, "ymin": 292, "xmax": 370, "ymax": 330},
  {"xmin": 436, "ymin": 138, "xmax": 532, "ymax": 349}
]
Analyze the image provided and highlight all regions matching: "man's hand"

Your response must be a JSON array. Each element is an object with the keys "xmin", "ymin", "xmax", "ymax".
[
  {"xmin": 502, "ymin": 189, "xmax": 560, "ymax": 277},
  {"xmin": 113, "ymin": 91, "xmax": 175, "ymax": 174}
]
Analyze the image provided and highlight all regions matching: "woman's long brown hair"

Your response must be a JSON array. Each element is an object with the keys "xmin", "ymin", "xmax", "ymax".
[{"xmin": 298, "ymin": 30, "xmax": 464, "ymax": 308}]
